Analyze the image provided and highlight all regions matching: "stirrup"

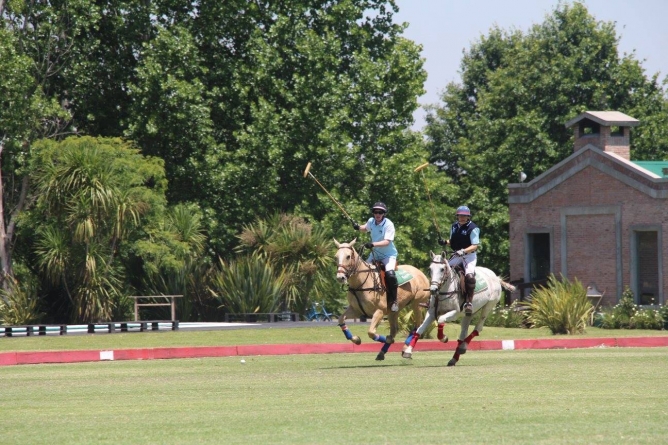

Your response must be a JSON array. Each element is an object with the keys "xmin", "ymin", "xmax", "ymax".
[
  {"xmin": 464, "ymin": 302, "xmax": 473, "ymax": 315},
  {"xmin": 391, "ymin": 302, "xmax": 399, "ymax": 312}
]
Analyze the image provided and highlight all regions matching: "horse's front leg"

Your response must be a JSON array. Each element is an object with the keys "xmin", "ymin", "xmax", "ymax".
[
  {"xmin": 366, "ymin": 309, "xmax": 391, "ymax": 361},
  {"xmin": 338, "ymin": 306, "xmax": 362, "ymax": 345},
  {"xmin": 436, "ymin": 309, "xmax": 460, "ymax": 343},
  {"xmin": 402, "ymin": 294, "xmax": 436, "ymax": 359},
  {"xmin": 448, "ymin": 314, "xmax": 478, "ymax": 367}
]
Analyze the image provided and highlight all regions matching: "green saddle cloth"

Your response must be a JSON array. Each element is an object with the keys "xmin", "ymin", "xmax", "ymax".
[
  {"xmin": 396, "ymin": 269, "xmax": 413, "ymax": 286},
  {"xmin": 474, "ymin": 270, "xmax": 488, "ymax": 293}
]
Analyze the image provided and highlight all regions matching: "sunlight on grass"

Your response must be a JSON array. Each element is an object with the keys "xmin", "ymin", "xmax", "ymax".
[{"xmin": 1, "ymin": 348, "xmax": 667, "ymax": 444}]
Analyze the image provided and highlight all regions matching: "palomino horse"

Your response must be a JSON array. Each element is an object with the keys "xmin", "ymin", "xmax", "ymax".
[
  {"xmin": 334, "ymin": 239, "xmax": 431, "ymax": 360},
  {"xmin": 402, "ymin": 251, "xmax": 516, "ymax": 366}
]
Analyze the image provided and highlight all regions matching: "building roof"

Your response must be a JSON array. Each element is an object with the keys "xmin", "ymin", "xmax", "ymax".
[
  {"xmin": 564, "ymin": 111, "xmax": 640, "ymax": 128},
  {"xmin": 633, "ymin": 161, "xmax": 668, "ymax": 178}
]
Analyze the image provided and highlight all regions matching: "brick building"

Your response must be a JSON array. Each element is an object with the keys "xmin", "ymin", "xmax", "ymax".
[{"xmin": 508, "ymin": 111, "xmax": 668, "ymax": 306}]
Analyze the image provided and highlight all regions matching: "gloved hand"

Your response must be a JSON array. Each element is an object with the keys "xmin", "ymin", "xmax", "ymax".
[
  {"xmin": 364, "ymin": 242, "xmax": 374, "ymax": 249},
  {"xmin": 437, "ymin": 238, "xmax": 447, "ymax": 246},
  {"xmin": 456, "ymin": 249, "xmax": 466, "ymax": 257},
  {"xmin": 352, "ymin": 221, "xmax": 360, "ymax": 231}
]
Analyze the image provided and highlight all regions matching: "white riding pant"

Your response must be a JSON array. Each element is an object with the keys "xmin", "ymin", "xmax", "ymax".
[
  {"xmin": 367, "ymin": 256, "xmax": 396, "ymax": 272},
  {"xmin": 448, "ymin": 253, "xmax": 476, "ymax": 275}
]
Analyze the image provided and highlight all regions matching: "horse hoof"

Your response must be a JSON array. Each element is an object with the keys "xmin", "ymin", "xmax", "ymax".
[
  {"xmin": 352, "ymin": 336, "xmax": 361, "ymax": 345},
  {"xmin": 402, "ymin": 352, "xmax": 412, "ymax": 359},
  {"xmin": 447, "ymin": 359, "xmax": 457, "ymax": 367},
  {"xmin": 440, "ymin": 336, "xmax": 449, "ymax": 344},
  {"xmin": 376, "ymin": 353, "xmax": 385, "ymax": 361}
]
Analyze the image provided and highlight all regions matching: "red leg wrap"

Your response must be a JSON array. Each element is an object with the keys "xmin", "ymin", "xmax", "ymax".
[
  {"xmin": 437, "ymin": 323, "xmax": 445, "ymax": 340},
  {"xmin": 409, "ymin": 332, "xmax": 420, "ymax": 348},
  {"xmin": 465, "ymin": 330, "xmax": 479, "ymax": 344}
]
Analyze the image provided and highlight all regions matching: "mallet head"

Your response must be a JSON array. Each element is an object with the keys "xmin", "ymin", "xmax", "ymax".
[
  {"xmin": 303, "ymin": 162, "xmax": 312, "ymax": 178},
  {"xmin": 414, "ymin": 162, "xmax": 430, "ymax": 173}
]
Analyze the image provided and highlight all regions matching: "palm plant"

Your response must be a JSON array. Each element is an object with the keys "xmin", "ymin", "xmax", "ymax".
[
  {"xmin": 208, "ymin": 254, "xmax": 285, "ymax": 316},
  {"xmin": 29, "ymin": 136, "xmax": 166, "ymax": 322},
  {"xmin": 236, "ymin": 213, "xmax": 336, "ymax": 315},
  {"xmin": 526, "ymin": 274, "xmax": 593, "ymax": 334}
]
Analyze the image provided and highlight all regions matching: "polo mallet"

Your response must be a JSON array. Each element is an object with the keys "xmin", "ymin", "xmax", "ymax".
[
  {"xmin": 414, "ymin": 162, "xmax": 442, "ymax": 239},
  {"xmin": 303, "ymin": 162, "xmax": 356, "ymax": 224}
]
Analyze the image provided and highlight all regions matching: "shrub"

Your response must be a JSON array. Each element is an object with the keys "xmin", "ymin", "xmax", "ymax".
[
  {"xmin": 526, "ymin": 274, "xmax": 593, "ymax": 334},
  {"xmin": 484, "ymin": 301, "xmax": 528, "ymax": 328},
  {"xmin": 630, "ymin": 309, "xmax": 664, "ymax": 330},
  {"xmin": 0, "ymin": 277, "xmax": 45, "ymax": 325},
  {"xmin": 598, "ymin": 287, "xmax": 636, "ymax": 329},
  {"xmin": 208, "ymin": 254, "xmax": 285, "ymax": 316}
]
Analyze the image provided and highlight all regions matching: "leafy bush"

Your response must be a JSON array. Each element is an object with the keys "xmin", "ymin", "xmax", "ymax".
[
  {"xmin": 484, "ymin": 301, "xmax": 528, "ymax": 328},
  {"xmin": 0, "ymin": 277, "xmax": 44, "ymax": 325},
  {"xmin": 598, "ymin": 288, "xmax": 665, "ymax": 330},
  {"xmin": 630, "ymin": 309, "xmax": 664, "ymax": 330},
  {"xmin": 526, "ymin": 274, "xmax": 593, "ymax": 334}
]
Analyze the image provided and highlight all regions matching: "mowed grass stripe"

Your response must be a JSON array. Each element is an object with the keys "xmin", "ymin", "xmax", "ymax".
[{"xmin": 1, "ymin": 347, "xmax": 666, "ymax": 444}]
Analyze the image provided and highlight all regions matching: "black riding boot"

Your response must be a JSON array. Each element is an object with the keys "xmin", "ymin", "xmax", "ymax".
[
  {"xmin": 385, "ymin": 270, "xmax": 399, "ymax": 312},
  {"xmin": 464, "ymin": 273, "xmax": 476, "ymax": 315}
]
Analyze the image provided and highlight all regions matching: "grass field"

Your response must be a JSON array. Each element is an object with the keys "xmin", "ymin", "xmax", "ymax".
[
  {"xmin": 2, "ymin": 323, "xmax": 668, "ymax": 352},
  {"xmin": 1, "ymin": 346, "xmax": 667, "ymax": 444}
]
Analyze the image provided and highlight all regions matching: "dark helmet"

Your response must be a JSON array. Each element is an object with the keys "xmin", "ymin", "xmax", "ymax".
[
  {"xmin": 371, "ymin": 201, "xmax": 388, "ymax": 214},
  {"xmin": 455, "ymin": 205, "xmax": 471, "ymax": 217}
]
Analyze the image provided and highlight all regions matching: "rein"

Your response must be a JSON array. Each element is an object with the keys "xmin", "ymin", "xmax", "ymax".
[
  {"xmin": 431, "ymin": 257, "xmax": 459, "ymax": 297},
  {"xmin": 337, "ymin": 246, "xmax": 383, "ymax": 319}
]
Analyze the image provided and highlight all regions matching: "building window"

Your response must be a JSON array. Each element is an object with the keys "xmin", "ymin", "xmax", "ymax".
[
  {"xmin": 635, "ymin": 231, "xmax": 659, "ymax": 305},
  {"xmin": 610, "ymin": 125, "xmax": 623, "ymax": 136},
  {"xmin": 528, "ymin": 233, "xmax": 550, "ymax": 281}
]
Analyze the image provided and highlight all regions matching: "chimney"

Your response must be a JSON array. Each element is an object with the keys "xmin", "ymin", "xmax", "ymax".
[{"xmin": 564, "ymin": 111, "xmax": 639, "ymax": 160}]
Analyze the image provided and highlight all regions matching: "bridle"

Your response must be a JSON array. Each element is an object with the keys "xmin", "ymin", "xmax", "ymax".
[
  {"xmin": 336, "ymin": 246, "xmax": 363, "ymax": 280},
  {"xmin": 336, "ymin": 244, "xmax": 382, "ymax": 319},
  {"xmin": 430, "ymin": 255, "xmax": 459, "ymax": 297}
]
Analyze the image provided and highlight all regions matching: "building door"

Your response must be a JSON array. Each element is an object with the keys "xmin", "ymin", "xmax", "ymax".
[
  {"xmin": 635, "ymin": 231, "xmax": 659, "ymax": 305},
  {"xmin": 528, "ymin": 233, "xmax": 550, "ymax": 281}
]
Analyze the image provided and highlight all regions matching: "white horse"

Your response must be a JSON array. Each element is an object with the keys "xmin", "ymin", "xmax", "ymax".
[{"xmin": 402, "ymin": 251, "xmax": 516, "ymax": 366}]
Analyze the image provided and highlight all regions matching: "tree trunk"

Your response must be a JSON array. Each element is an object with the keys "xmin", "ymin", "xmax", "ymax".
[{"xmin": 0, "ymin": 142, "xmax": 31, "ymax": 295}]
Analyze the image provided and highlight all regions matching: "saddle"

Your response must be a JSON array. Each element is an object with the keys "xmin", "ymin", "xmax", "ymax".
[{"xmin": 372, "ymin": 261, "xmax": 413, "ymax": 288}]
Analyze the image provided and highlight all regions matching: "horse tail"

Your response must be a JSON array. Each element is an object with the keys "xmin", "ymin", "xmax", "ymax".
[{"xmin": 499, "ymin": 279, "xmax": 516, "ymax": 292}]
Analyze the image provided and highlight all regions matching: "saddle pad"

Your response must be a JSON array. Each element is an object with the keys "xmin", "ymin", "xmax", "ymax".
[
  {"xmin": 474, "ymin": 270, "xmax": 488, "ymax": 293},
  {"xmin": 396, "ymin": 269, "xmax": 413, "ymax": 286}
]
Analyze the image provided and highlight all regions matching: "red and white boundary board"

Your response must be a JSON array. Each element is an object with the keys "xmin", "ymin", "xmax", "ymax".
[{"xmin": 1, "ymin": 336, "xmax": 667, "ymax": 367}]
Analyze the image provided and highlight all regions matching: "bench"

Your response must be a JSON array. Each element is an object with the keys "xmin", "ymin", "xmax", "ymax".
[
  {"xmin": 224, "ymin": 312, "xmax": 299, "ymax": 323},
  {"xmin": 2, "ymin": 324, "xmax": 67, "ymax": 337},
  {"xmin": 129, "ymin": 295, "xmax": 183, "ymax": 321},
  {"xmin": 86, "ymin": 320, "xmax": 179, "ymax": 333}
]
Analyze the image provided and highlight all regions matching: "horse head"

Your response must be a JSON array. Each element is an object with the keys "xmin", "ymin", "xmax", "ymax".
[
  {"xmin": 429, "ymin": 250, "xmax": 455, "ymax": 293},
  {"xmin": 334, "ymin": 238, "xmax": 358, "ymax": 284}
]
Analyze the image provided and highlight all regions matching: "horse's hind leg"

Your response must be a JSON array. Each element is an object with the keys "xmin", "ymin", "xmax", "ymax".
[
  {"xmin": 338, "ymin": 306, "xmax": 361, "ymax": 345},
  {"xmin": 448, "ymin": 301, "xmax": 496, "ymax": 366}
]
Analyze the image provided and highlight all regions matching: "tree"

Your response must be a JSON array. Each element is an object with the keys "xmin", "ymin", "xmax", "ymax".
[
  {"xmin": 425, "ymin": 2, "xmax": 668, "ymax": 274},
  {"xmin": 123, "ymin": 0, "xmax": 428, "ymax": 255},
  {"xmin": 27, "ymin": 136, "xmax": 166, "ymax": 322}
]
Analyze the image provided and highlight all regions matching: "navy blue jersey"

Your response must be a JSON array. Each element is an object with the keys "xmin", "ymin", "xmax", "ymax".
[{"xmin": 449, "ymin": 221, "xmax": 480, "ymax": 251}]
